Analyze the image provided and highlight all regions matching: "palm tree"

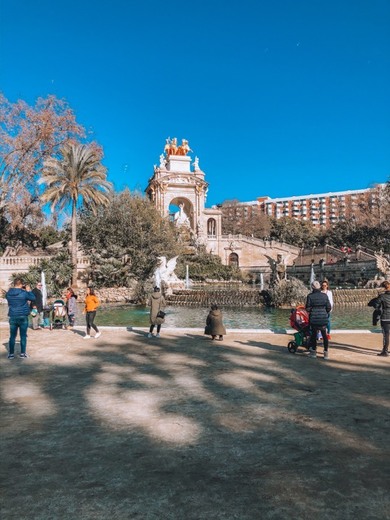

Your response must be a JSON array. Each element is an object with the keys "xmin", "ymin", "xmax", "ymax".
[{"xmin": 39, "ymin": 142, "xmax": 112, "ymax": 287}]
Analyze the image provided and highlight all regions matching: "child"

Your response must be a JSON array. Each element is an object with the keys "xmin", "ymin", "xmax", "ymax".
[
  {"xmin": 65, "ymin": 287, "xmax": 78, "ymax": 328},
  {"xmin": 42, "ymin": 304, "xmax": 52, "ymax": 329},
  {"xmin": 204, "ymin": 303, "xmax": 227, "ymax": 341}
]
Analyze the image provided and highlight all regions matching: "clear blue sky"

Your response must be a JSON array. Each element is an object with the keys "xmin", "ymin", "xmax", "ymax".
[{"xmin": 1, "ymin": 0, "xmax": 389, "ymax": 206}]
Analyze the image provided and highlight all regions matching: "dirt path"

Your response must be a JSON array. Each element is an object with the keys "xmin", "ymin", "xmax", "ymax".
[{"xmin": 1, "ymin": 327, "xmax": 389, "ymax": 520}]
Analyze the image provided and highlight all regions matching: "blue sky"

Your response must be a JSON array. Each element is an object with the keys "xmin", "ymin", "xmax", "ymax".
[{"xmin": 1, "ymin": 0, "xmax": 389, "ymax": 206}]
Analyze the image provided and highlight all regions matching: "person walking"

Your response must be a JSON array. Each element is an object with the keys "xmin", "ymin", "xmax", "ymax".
[
  {"xmin": 306, "ymin": 280, "xmax": 331, "ymax": 359},
  {"xmin": 204, "ymin": 303, "xmax": 227, "ymax": 341},
  {"xmin": 65, "ymin": 287, "xmax": 78, "ymax": 328},
  {"xmin": 375, "ymin": 280, "xmax": 390, "ymax": 357},
  {"xmin": 83, "ymin": 287, "xmax": 101, "ymax": 339},
  {"xmin": 31, "ymin": 281, "xmax": 44, "ymax": 329},
  {"xmin": 5, "ymin": 278, "xmax": 36, "ymax": 359},
  {"xmin": 321, "ymin": 280, "xmax": 334, "ymax": 338},
  {"xmin": 148, "ymin": 286, "xmax": 166, "ymax": 338}
]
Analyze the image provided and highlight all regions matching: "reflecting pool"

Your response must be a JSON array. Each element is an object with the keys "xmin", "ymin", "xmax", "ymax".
[{"xmin": 0, "ymin": 303, "xmax": 373, "ymax": 329}]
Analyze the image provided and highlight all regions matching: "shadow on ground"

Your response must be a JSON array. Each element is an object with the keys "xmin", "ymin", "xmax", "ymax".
[{"xmin": 0, "ymin": 328, "xmax": 389, "ymax": 520}]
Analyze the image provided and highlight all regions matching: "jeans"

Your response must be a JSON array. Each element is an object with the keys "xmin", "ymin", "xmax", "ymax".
[
  {"xmin": 9, "ymin": 316, "xmax": 29, "ymax": 355},
  {"xmin": 86, "ymin": 311, "xmax": 99, "ymax": 335}
]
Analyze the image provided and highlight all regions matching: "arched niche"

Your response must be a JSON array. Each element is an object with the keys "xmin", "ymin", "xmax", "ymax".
[
  {"xmin": 229, "ymin": 252, "xmax": 239, "ymax": 268},
  {"xmin": 207, "ymin": 218, "xmax": 217, "ymax": 237},
  {"xmin": 168, "ymin": 197, "xmax": 193, "ymax": 229}
]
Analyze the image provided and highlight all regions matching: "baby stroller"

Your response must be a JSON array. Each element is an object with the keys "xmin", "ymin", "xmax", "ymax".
[
  {"xmin": 287, "ymin": 305, "xmax": 311, "ymax": 353},
  {"xmin": 51, "ymin": 299, "xmax": 67, "ymax": 330}
]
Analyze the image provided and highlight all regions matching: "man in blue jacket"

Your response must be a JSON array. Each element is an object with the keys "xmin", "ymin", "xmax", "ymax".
[{"xmin": 6, "ymin": 278, "xmax": 36, "ymax": 359}]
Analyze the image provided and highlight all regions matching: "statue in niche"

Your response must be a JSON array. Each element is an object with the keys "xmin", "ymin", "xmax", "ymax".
[{"xmin": 174, "ymin": 203, "xmax": 190, "ymax": 227}]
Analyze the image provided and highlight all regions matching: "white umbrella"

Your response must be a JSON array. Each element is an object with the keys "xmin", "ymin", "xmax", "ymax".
[{"xmin": 41, "ymin": 271, "xmax": 47, "ymax": 307}]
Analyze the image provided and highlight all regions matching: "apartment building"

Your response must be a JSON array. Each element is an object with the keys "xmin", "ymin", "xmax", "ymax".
[{"xmin": 219, "ymin": 185, "xmax": 385, "ymax": 228}]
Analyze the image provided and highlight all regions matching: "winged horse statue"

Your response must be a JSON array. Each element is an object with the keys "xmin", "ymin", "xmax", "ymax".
[{"xmin": 154, "ymin": 256, "xmax": 180, "ymax": 288}]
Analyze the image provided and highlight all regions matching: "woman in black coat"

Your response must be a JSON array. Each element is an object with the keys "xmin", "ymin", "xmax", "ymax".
[{"xmin": 305, "ymin": 281, "xmax": 331, "ymax": 359}]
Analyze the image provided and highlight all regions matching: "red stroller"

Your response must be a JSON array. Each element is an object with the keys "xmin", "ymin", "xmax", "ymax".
[{"xmin": 287, "ymin": 305, "xmax": 311, "ymax": 353}]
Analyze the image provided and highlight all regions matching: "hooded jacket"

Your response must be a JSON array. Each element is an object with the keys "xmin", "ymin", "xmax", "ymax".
[
  {"xmin": 6, "ymin": 288, "xmax": 36, "ymax": 317},
  {"xmin": 305, "ymin": 289, "xmax": 331, "ymax": 326},
  {"xmin": 205, "ymin": 309, "xmax": 227, "ymax": 336},
  {"xmin": 148, "ymin": 292, "xmax": 166, "ymax": 325}
]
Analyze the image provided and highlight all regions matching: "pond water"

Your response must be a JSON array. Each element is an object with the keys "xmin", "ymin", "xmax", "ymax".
[{"xmin": 0, "ymin": 303, "xmax": 375, "ymax": 330}]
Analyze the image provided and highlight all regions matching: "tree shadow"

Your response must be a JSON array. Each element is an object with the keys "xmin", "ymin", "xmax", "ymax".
[{"xmin": 1, "ymin": 329, "xmax": 389, "ymax": 519}]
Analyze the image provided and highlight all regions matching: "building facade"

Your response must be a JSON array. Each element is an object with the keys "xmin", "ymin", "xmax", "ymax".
[{"xmin": 219, "ymin": 185, "xmax": 385, "ymax": 228}]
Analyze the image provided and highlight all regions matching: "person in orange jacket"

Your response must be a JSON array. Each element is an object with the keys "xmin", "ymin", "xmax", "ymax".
[{"xmin": 83, "ymin": 287, "xmax": 101, "ymax": 339}]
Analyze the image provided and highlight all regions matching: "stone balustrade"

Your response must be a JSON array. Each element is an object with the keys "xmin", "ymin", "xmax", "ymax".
[{"xmin": 0, "ymin": 255, "xmax": 90, "ymax": 290}]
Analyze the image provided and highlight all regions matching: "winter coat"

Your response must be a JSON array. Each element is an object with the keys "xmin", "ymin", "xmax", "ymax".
[
  {"xmin": 85, "ymin": 294, "xmax": 100, "ymax": 312},
  {"xmin": 205, "ymin": 309, "xmax": 227, "ymax": 336},
  {"xmin": 375, "ymin": 291, "xmax": 390, "ymax": 323},
  {"xmin": 6, "ymin": 288, "xmax": 36, "ymax": 317},
  {"xmin": 31, "ymin": 288, "xmax": 43, "ymax": 312},
  {"xmin": 305, "ymin": 289, "xmax": 331, "ymax": 327},
  {"xmin": 149, "ymin": 292, "xmax": 166, "ymax": 325}
]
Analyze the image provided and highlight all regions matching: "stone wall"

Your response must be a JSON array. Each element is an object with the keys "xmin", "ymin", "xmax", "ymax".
[
  {"xmin": 288, "ymin": 260, "xmax": 378, "ymax": 288},
  {"xmin": 75, "ymin": 286, "xmax": 139, "ymax": 303},
  {"xmin": 333, "ymin": 289, "xmax": 380, "ymax": 306},
  {"xmin": 166, "ymin": 288, "xmax": 381, "ymax": 308}
]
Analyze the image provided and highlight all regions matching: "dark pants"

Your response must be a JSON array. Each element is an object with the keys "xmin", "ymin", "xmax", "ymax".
[
  {"xmin": 309, "ymin": 325, "xmax": 329, "ymax": 351},
  {"xmin": 381, "ymin": 321, "xmax": 390, "ymax": 352},
  {"xmin": 9, "ymin": 316, "xmax": 29, "ymax": 355},
  {"xmin": 149, "ymin": 324, "xmax": 161, "ymax": 333},
  {"xmin": 86, "ymin": 311, "xmax": 99, "ymax": 335}
]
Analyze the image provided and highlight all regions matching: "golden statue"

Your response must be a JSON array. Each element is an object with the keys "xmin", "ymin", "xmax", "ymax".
[{"xmin": 164, "ymin": 137, "xmax": 191, "ymax": 156}]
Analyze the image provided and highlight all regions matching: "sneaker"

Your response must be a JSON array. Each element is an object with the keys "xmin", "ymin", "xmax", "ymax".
[
  {"xmin": 323, "ymin": 351, "xmax": 329, "ymax": 360},
  {"xmin": 83, "ymin": 335, "xmax": 91, "ymax": 340},
  {"xmin": 377, "ymin": 351, "xmax": 389, "ymax": 357},
  {"xmin": 7, "ymin": 353, "xmax": 14, "ymax": 360},
  {"xmin": 308, "ymin": 350, "xmax": 317, "ymax": 359},
  {"xmin": 95, "ymin": 332, "xmax": 101, "ymax": 339},
  {"xmin": 19, "ymin": 353, "xmax": 28, "ymax": 359},
  {"xmin": 147, "ymin": 333, "xmax": 153, "ymax": 338},
  {"xmin": 155, "ymin": 333, "xmax": 160, "ymax": 338}
]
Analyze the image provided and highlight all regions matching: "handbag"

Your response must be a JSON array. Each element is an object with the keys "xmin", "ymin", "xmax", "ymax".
[{"xmin": 157, "ymin": 310, "xmax": 166, "ymax": 319}]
